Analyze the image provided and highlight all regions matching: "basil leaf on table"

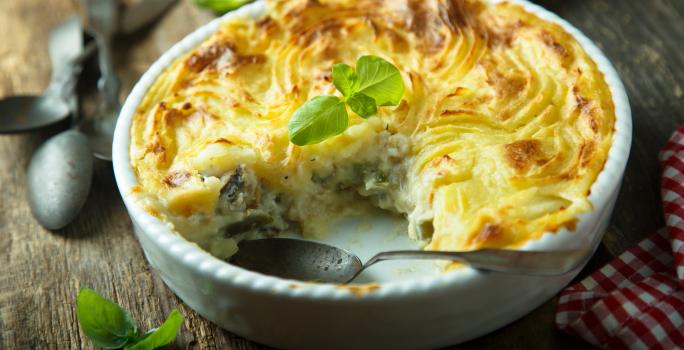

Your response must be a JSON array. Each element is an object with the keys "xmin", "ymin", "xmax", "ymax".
[
  {"xmin": 77, "ymin": 288, "xmax": 137, "ymax": 349},
  {"xmin": 355, "ymin": 55, "xmax": 404, "ymax": 106},
  {"xmin": 76, "ymin": 288, "xmax": 184, "ymax": 350},
  {"xmin": 332, "ymin": 63, "xmax": 359, "ymax": 97},
  {"xmin": 124, "ymin": 310, "xmax": 184, "ymax": 350},
  {"xmin": 347, "ymin": 93, "xmax": 377, "ymax": 118},
  {"xmin": 193, "ymin": 0, "xmax": 253, "ymax": 13},
  {"xmin": 288, "ymin": 95, "xmax": 349, "ymax": 146}
]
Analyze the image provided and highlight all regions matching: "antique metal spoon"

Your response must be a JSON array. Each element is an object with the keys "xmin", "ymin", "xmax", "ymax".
[
  {"xmin": 0, "ymin": 17, "xmax": 93, "ymax": 134},
  {"xmin": 81, "ymin": 0, "xmax": 177, "ymax": 160},
  {"xmin": 0, "ymin": 1, "xmax": 176, "ymax": 135},
  {"xmin": 0, "ymin": 95, "xmax": 71, "ymax": 134},
  {"xmin": 27, "ymin": 130, "xmax": 94, "ymax": 230},
  {"xmin": 81, "ymin": 0, "xmax": 121, "ymax": 161},
  {"xmin": 28, "ymin": 1, "xmax": 177, "ymax": 229},
  {"xmin": 26, "ymin": 18, "xmax": 94, "ymax": 230},
  {"xmin": 229, "ymin": 238, "xmax": 593, "ymax": 284}
]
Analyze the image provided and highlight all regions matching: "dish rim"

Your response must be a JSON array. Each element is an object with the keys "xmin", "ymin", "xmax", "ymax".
[{"xmin": 112, "ymin": 0, "xmax": 632, "ymax": 300}]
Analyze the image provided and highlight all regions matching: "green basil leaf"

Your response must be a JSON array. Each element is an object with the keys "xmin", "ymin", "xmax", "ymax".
[
  {"xmin": 124, "ymin": 310, "xmax": 184, "ymax": 350},
  {"xmin": 288, "ymin": 96, "xmax": 349, "ymax": 146},
  {"xmin": 193, "ymin": 0, "xmax": 253, "ymax": 13},
  {"xmin": 77, "ymin": 288, "xmax": 137, "ymax": 349},
  {"xmin": 355, "ymin": 55, "xmax": 405, "ymax": 106},
  {"xmin": 347, "ymin": 93, "xmax": 377, "ymax": 118},
  {"xmin": 332, "ymin": 63, "xmax": 359, "ymax": 97}
]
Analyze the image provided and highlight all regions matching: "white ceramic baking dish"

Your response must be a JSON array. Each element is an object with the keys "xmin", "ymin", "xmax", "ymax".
[{"xmin": 112, "ymin": 1, "xmax": 632, "ymax": 349}]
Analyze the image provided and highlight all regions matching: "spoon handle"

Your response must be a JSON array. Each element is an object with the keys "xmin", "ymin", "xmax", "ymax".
[
  {"xmin": 84, "ymin": 0, "xmax": 121, "ymax": 110},
  {"xmin": 48, "ymin": 16, "xmax": 84, "ymax": 81},
  {"xmin": 359, "ymin": 247, "xmax": 593, "ymax": 277}
]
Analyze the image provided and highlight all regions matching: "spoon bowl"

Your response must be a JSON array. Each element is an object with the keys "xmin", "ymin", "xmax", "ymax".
[
  {"xmin": 0, "ymin": 17, "xmax": 96, "ymax": 135},
  {"xmin": 27, "ymin": 129, "xmax": 94, "ymax": 230},
  {"xmin": 230, "ymin": 238, "xmax": 593, "ymax": 284},
  {"xmin": 0, "ymin": 95, "xmax": 70, "ymax": 134},
  {"xmin": 231, "ymin": 238, "xmax": 363, "ymax": 284}
]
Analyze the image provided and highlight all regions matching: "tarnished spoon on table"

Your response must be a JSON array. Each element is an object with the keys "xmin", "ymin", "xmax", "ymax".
[
  {"xmin": 27, "ymin": 17, "xmax": 94, "ymax": 230},
  {"xmin": 81, "ymin": 0, "xmax": 177, "ymax": 161},
  {"xmin": 28, "ymin": 1, "xmax": 177, "ymax": 230},
  {"xmin": 0, "ymin": 17, "xmax": 93, "ymax": 133},
  {"xmin": 230, "ymin": 238, "xmax": 594, "ymax": 284},
  {"xmin": 27, "ymin": 130, "xmax": 94, "ymax": 229},
  {"xmin": 0, "ymin": 0, "xmax": 175, "ymax": 135},
  {"xmin": 79, "ymin": 0, "xmax": 121, "ymax": 161}
]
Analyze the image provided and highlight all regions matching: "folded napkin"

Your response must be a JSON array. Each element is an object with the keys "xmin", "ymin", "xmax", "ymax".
[{"xmin": 555, "ymin": 127, "xmax": 684, "ymax": 349}]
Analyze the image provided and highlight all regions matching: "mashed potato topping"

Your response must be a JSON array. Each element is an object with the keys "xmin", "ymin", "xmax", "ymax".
[{"xmin": 130, "ymin": 0, "xmax": 615, "ymax": 259}]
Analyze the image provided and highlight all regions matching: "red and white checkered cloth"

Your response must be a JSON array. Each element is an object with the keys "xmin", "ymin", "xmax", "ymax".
[{"xmin": 556, "ymin": 126, "xmax": 684, "ymax": 349}]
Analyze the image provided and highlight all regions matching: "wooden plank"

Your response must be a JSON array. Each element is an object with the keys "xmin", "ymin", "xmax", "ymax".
[{"xmin": 1, "ymin": 0, "xmax": 683, "ymax": 348}]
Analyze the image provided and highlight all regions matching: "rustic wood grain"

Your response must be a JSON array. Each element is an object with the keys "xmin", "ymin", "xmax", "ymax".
[{"xmin": 1, "ymin": 0, "xmax": 683, "ymax": 349}]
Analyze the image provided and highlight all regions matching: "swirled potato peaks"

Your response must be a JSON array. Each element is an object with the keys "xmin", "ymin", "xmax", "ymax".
[{"xmin": 130, "ymin": 0, "xmax": 615, "ymax": 260}]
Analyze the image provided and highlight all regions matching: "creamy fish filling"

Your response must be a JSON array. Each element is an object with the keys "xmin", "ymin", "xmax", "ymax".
[{"xmin": 198, "ymin": 131, "xmax": 421, "ymax": 257}]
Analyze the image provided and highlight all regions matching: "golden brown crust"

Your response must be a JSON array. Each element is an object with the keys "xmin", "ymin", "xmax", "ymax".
[{"xmin": 503, "ymin": 139, "xmax": 547, "ymax": 172}]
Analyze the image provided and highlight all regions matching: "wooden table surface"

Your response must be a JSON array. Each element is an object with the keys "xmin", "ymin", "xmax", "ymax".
[{"xmin": 1, "ymin": 0, "xmax": 683, "ymax": 348}]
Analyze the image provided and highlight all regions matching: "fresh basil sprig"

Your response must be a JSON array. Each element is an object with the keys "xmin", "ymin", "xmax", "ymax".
[
  {"xmin": 288, "ymin": 55, "xmax": 405, "ymax": 146},
  {"xmin": 77, "ymin": 288, "xmax": 184, "ymax": 350},
  {"xmin": 193, "ymin": 0, "xmax": 253, "ymax": 14}
]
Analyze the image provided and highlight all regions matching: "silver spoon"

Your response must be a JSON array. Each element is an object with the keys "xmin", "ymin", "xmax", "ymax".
[
  {"xmin": 0, "ymin": 17, "xmax": 92, "ymax": 134},
  {"xmin": 0, "ymin": 95, "xmax": 71, "ymax": 134},
  {"xmin": 27, "ymin": 18, "xmax": 95, "ymax": 230},
  {"xmin": 81, "ymin": 0, "xmax": 177, "ymax": 160},
  {"xmin": 81, "ymin": 0, "xmax": 121, "ymax": 161},
  {"xmin": 230, "ymin": 238, "xmax": 593, "ymax": 284},
  {"xmin": 27, "ymin": 2, "xmax": 177, "ymax": 229},
  {"xmin": 27, "ymin": 130, "xmax": 94, "ymax": 230},
  {"xmin": 0, "ymin": 1, "xmax": 176, "ymax": 135}
]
